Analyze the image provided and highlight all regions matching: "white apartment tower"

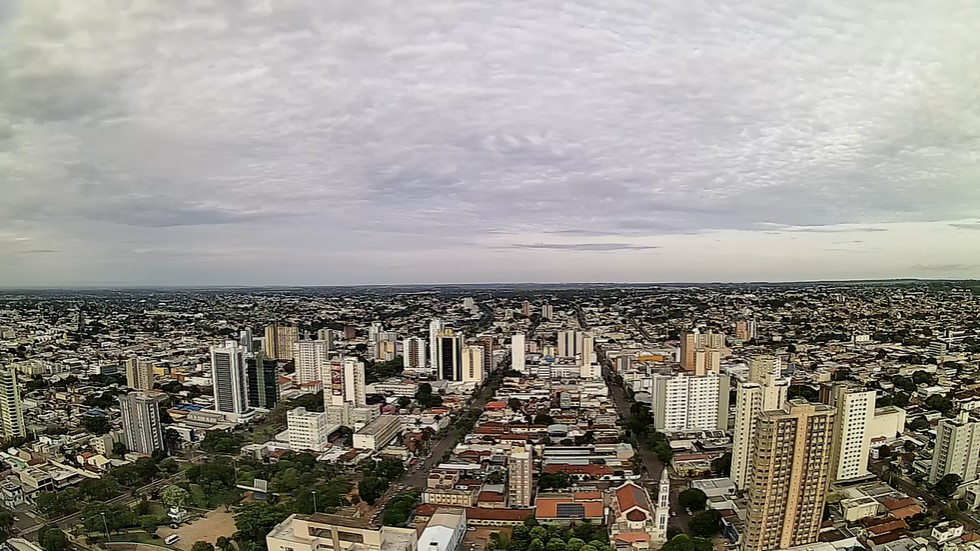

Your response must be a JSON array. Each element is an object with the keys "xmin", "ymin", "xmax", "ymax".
[
  {"xmin": 402, "ymin": 337, "xmax": 427, "ymax": 370},
  {"xmin": 323, "ymin": 357, "xmax": 367, "ymax": 409},
  {"xmin": 508, "ymin": 444, "xmax": 533, "ymax": 507},
  {"xmin": 124, "ymin": 358, "xmax": 154, "ymax": 391},
  {"xmin": 210, "ymin": 341, "xmax": 249, "ymax": 415},
  {"xmin": 461, "ymin": 345, "xmax": 485, "ymax": 384},
  {"xmin": 930, "ymin": 413, "xmax": 980, "ymax": 484},
  {"xmin": 828, "ymin": 384, "xmax": 876, "ymax": 482},
  {"xmin": 731, "ymin": 368, "xmax": 790, "ymax": 490},
  {"xmin": 293, "ymin": 340, "xmax": 331, "ymax": 385},
  {"xmin": 428, "ymin": 319, "xmax": 444, "ymax": 370},
  {"xmin": 511, "ymin": 333, "xmax": 526, "ymax": 374},
  {"xmin": 118, "ymin": 392, "xmax": 164, "ymax": 454},
  {"xmin": 0, "ymin": 368, "xmax": 26, "ymax": 439},
  {"xmin": 558, "ymin": 330, "xmax": 584, "ymax": 358},
  {"xmin": 650, "ymin": 372, "xmax": 730, "ymax": 432}
]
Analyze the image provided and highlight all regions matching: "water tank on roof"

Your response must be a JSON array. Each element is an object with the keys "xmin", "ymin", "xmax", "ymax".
[{"xmin": 547, "ymin": 424, "xmax": 568, "ymax": 437}]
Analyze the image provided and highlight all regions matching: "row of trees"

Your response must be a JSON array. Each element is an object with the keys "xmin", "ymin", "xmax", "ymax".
[
  {"xmin": 489, "ymin": 517, "xmax": 612, "ymax": 551},
  {"xmin": 358, "ymin": 457, "xmax": 406, "ymax": 504}
]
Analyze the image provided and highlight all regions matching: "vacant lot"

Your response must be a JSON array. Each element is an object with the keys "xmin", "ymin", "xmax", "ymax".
[{"xmin": 156, "ymin": 509, "xmax": 237, "ymax": 551}]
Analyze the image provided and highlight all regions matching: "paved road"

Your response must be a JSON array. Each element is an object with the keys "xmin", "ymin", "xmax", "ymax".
[{"xmin": 600, "ymin": 347, "xmax": 691, "ymax": 533}]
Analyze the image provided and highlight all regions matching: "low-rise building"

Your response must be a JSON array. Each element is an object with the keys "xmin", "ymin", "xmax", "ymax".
[
  {"xmin": 267, "ymin": 513, "xmax": 418, "ymax": 551},
  {"xmin": 353, "ymin": 415, "xmax": 402, "ymax": 451}
]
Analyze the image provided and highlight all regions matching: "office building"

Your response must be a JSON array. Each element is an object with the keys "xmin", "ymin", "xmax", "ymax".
[
  {"xmin": 429, "ymin": 319, "xmax": 444, "ymax": 369},
  {"xmin": 743, "ymin": 401, "xmax": 836, "ymax": 551},
  {"xmin": 511, "ymin": 333, "xmax": 526, "ymax": 374},
  {"xmin": 731, "ymin": 370, "xmax": 790, "ymax": 490},
  {"xmin": 211, "ymin": 341, "xmax": 249, "ymax": 415},
  {"xmin": 508, "ymin": 443, "xmax": 533, "ymax": 507},
  {"xmin": 353, "ymin": 415, "xmax": 402, "ymax": 451},
  {"xmin": 650, "ymin": 372, "xmax": 730, "ymax": 431},
  {"xmin": 264, "ymin": 324, "xmax": 299, "ymax": 360},
  {"xmin": 0, "ymin": 368, "xmax": 26, "ymax": 439},
  {"xmin": 826, "ymin": 384, "xmax": 876, "ymax": 482},
  {"xmin": 293, "ymin": 340, "xmax": 330, "ymax": 385},
  {"xmin": 403, "ymin": 337, "xmax": 428, "ymax": 370},
  {"xmin": 461, "ymin": 345, "xmax": 485, "ymax": 384},
  {"xmin": 267, "ymin": 513, "xmax": 417, "ymax": 551},
  {"xmin": 316, "ymin": 328, "xmax": 335, "ymax": 347},
  {"xmin": 680, "ymin": 331, "xmax": 698, "ymax": 371},
  {"xmin": 124, "ymin": 358, "xmax": 154, "ymax": 391},
  {"xmin": 435, "ymin": 328, "xmax": 462, "ymax": 381},
  {"xmin": 247, "ymin": 352, "xmax": 280, "ymax": 409},
  {"xmin": 930, "ymin": 413, "xmax": 980, "ymax": 485},
  {"xmin": 118, "ymin": 392, "xmax": 164, "ymax": 455},
  {"xmin": 287, "ymin": 407, "xmax": 332, "ymax": 452},
  {"xmin": 239, "ymin": 328, "xmax": 255, "ymax": 352}
]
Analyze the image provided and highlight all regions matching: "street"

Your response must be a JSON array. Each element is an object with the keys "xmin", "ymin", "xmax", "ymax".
[{"xmin": 600, "ymin": 346, "xmax": 691, "ymax": 533}]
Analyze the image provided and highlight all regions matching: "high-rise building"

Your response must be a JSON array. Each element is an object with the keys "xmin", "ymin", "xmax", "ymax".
[
  {"xmin": 211, "ymin": 341, "xmax": 249, "ymax": 415},
  {"xmin": 239, "ymin": 328, "xmax": 255, "ymax": 352},
  {"xmin": 929, "ymin": 413, "xmax": 980, "ymax": 485},
  {"xmin": 743, "ymin": 401, "xmax": 835, "ymax": 551},
  {"xmin": 293, "ymin": 340, "xmax": 330, "ymax": 385},
  {"xmin": 680, "ymin": 331, "xmax": 698, "ymax": 371},
  {"xmin": 124, "ymin": 358, "xmax": 154, "ymax": 391},
  {"xmin": 287, "ymin": 407, "xmax": 332, "ymax": 452},
  {"xmin": 368, "ymin": 321, "xmax": 384, "ymax": 343},
  {"xmin": 693, "ymin": 348, "xmax": 721, "ymax": 376},
  {"xmin": 511, "ymin": 333, "xmax": 526, "ymax": 374},
  {"xmin": 316, "ymin": 328, "xmax": 335, "ymax": 347},
  {"xmin": 480, "ymin": 336, "xmax": 495, "ymax": 374},
  {"xmin": 323, "ymin": 357, "xmax": 367, "ymax": 409},
  {"xmin": 748, "ymin": 356, "xmax": 781, "ymax": 383},
  {"xmin": 558, "ymin": 330, "xmax": 585, "ymax": 358},
  {"xmin": 731, "ymin": 371, "xmax": 790, "ymax": 490},
  {"xmin": 0, "ymin": 368, "xmax": 26, "ymax": 439},
  {"xmin": 700, "ymin": 330, "xmax": 726, "ymax": 350},
  {"xmin": 429, "ymin": 319, "xmax": 444, "ymax": 370},
  {"xmin": 462, "ymin": 345, "xmax": 485, "ymax": 384},
  {"xmin": 826, "ymin": 384, "xmax": 876, "ymax": 482},
  {"xmin": 521, "ymin": 301, "xmax": 531, "ymax": 317},
  {"xmin": 246, "ymin": 352, "xmax": 280, "ymax": 409},
  {"xmin": 435, "ymin": 328, "xmax": 463, "ymax": 381},
  {"xmin": 508, "ymin": 443, "xmax": 532, "ymax": 507},
  {"xmin": 581, "ymin": 334, "xmax": 595, "ymax": 367},
  {"xmin": 118, "ymin": 392, "xmax": 164, "ymax": 455},
  {"xmin": 541, "ymin": 304, "xmax": 554, "ymax": 320},
  {"xmin": 650, "ymin": 372, "xmax": 730, "ymax": 431},
  {"xmin": 403, "ymin": 337, "xmax": 428, "ymax": 370},
  {"xmin": 735, "ymin": 320, "xmax": 758, "ymax": 342},
  {"xmin": 264, "ymin": 324, "xmax": 299, "ymax": 360}
]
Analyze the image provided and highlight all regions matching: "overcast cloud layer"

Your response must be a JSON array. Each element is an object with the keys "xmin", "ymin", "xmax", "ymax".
[{"xmin": 1, "ymin": 0, "xmax": 979, "ymax": 286}]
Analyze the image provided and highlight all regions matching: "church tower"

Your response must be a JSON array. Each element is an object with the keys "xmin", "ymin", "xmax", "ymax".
[{"xmin": 655, "ymin": 467, "xmax": 670, "ymax": 543}]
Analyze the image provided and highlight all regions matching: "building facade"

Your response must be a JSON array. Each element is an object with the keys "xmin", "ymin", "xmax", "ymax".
[
  {"xmin": 508, "ymin": 444, "xmax": 532, "ymax": 508},
  {"xmin": 827, "ymin": 384, "xmax": 875, "ymax": 482},
  {"xmin": 247, "ymin": 352, "xmax": 280, "ymax": 409},
  {"xmin": 461, "ymin": 345, "xmax": 485, "ymax": 384},
  {"xmin": 403, "ymin": 337, "xmax": 428, "ymax": 370},
  {"xmin": 743, "ymin": 402, "xmax": 836, "ymax": 551},
  {"xmin": 294, "ymin": 340, "xmax": 331, "ymax": 385},
  {"xmin": 650, "ymin": 372, "xmax": 730, "ymax": 432},
  {"xmin": 211, "ymin": 341, "xmax": 249, "ymax": 415},
  {"xmin": 732, "ymin": 369, "xmax": 790, "ymax": 490},
  {"xmin": 0, "ymin": 367, "xmax": 26, "ymax": 439},
  {"xmin": 930, "ymin": 413, "xmax": 980, "ymax": 485},
  {"xmin": 511, "ymin": 333, "xmax": 526, "ymax": 374},
  {"xmin": 264, "ymin": 323, "xmax": 299, "ymax": 360},
  {"xmin": 118, "ymin": 392, "xmax": 164, "ymax": 455},
  {"xmin": 287, "ymin": 407, "xmax": 332, "ymax": 452},
  {"xmin": 124, "ymin": 358, "xmax": 154, "ymax": 391}
]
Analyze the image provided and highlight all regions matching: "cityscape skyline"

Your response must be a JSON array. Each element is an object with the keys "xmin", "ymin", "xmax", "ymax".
[{"xmin": 2, "ymin": 0, "xmax": 979, "ymax": 286}]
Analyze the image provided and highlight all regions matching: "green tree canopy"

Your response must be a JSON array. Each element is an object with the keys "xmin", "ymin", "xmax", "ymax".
[{"xmin": 678, "ymin": 489, "xmax": 708, "ymax": 512}]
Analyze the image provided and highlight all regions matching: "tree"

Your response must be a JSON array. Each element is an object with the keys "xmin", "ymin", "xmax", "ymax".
[
  {"xmin": 40, "ymin": 528, "xmax": 70, "ymax": 551},
  {"xmin": 397, "ymin": 396, "xmax": 412, "ymax": 409},
  {"xmin": 661, "ymin": 535, "xmax": 695, "ymax": 551},
  {"xmin": 538, "ymin": 473, "xmax": 572, "ymax": 490},
  {"xmin": 936, "ymin": 474, "xmax": 963, "ymax": 497},
  {"xmin": 234, "ymin": 502, "xmax": 289, "ymax": 544},
  {"xmin": 192, "ymin": 542, "xmax": 216, "ymax": 551},
  {"xmin": 508, "ymin": 398, "xmax": 523, "ymax": 412},
  {"xmin": 688, "ymin": 510, "xmax": 722, "ymax": 537},
  {"xmin": 925, "ymin": 395, "xmax": 955, "ymax": 415},
  {"xmin": 566, "ymin": 539, "xmax": 586, "ymax": 551},
  {"xmin": 139, "ymin": 515, "xmax": 160, "ymax": 536},
  {"xmin": 163, "ymin": 485, "xmax": 191, "ymax": 509},
  {"xmin": 199, "ymin": 432, "xmax": 244, "ymax": 455},
  {"xmin": 112, "ymin": 441, "xmax": 128, "ymax": 456},
  {"xmin": 35, "ymin": 490, "xmax": 78, "ymax": 517},
  {"xmin": 358, "ymin": 477, "xmax": 388, "ymax": 505},
  {"xmin": 533, "ymin": 413, "xmax": 555, "ymax": 425},
  {"xmin": 165, "ymin": 428, "xmax": 183, "ymax": 455},
  {"xmin": 0, "ymin": 511, "xmax": 13, "ymax": 542},
  {"xmin": 82, "ymin": 415, "xmax": 111, "ymax": 436},
  {"xmin": 678, "ymin": 489, "xmax": 708, "ymax": 512}
]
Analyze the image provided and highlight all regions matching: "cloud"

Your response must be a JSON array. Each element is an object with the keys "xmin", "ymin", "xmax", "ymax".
[
  {"xmin": 12, "ymin": 249, "xmax": 58, "ymax": 255},
  {"xmin": 950, "ymin": 222, "xmax": 980, "ymax": 231},
  {"xmin": 0, "ymin": 0, "xmax": 979, "ymax": 284},
  {"xmin": 512, "ymin": 243, "xmax": 660, "ymax": 251},
  {"xmin": 912, "ymin": 263, "xmax": 980, "ymax": 272}
]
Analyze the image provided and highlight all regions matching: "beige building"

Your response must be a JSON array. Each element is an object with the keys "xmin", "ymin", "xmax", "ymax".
[
  {"xmin": 0, "ymin": 368, "xmax": 26, "ymax": 439},
  {"xmin": 267, "ymin": 513, "xmax": 417, "ymax": 551},
  {"xmin": 930, "ymin": 412, "xmax": 980, "ymax": 485},
  {"xmin": 508, "ymin": 444, "xmax": 532, "ymax": 508},
  {"xmin": 743, "ymin": 401, "xmax": 836, "ymax": 551},
  {"xmin": 731, "ymin": 368, "xmax": 790, "ymax": 490},
  {"xmin": 124, "ymin": 358, "xmax": 154, "ymax": 391},
  {"xmin": 826, "ymin": 384, "xmax": 876, "ymax": 482},
  {"xmin": 461, "ymin": 345, "xmax": 485, "ymax": 384},
  {"xmin": 264, "ymin": 324, "xmax": 299, "ymax": 360}
]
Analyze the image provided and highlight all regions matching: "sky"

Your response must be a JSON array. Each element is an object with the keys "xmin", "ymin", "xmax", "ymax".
[{"xmin": 1, "ymin": 0, "xmax": 979, "ymax": 287}]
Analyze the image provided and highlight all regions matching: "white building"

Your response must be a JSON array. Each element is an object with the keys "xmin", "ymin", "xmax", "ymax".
[
  {"xmin": 124, "ymin": 358, "xmax": 154, "ymax": 391},
  {"xmin": 118, "ymin": 392, "xmax": 164, "ymax": 455},
  {"xmin": 210, "ymin": 341, "xmax": 249, "ymax": 416},
  {"xmin": 403, "ymin": 337, "xmax": 428, "ymax": 370},
  {"xmin": 930, "ymin": 413, "xmax": 980, "ymax": 484},
  {"xmin": 429, "ymin": 319, "xmax": 444, "ymax": 369},
  {"xmin": 293, "ymin": 340, "xmax": 331, "ymax": 385},
  {"xmin": 267, "ymin": 514, "xmax": 417, "ymax": 551},
  {"xmin": 419, "ymin": 508, "xmax": 466, "ymax": 551},
  {"xmin": 287, "ymin": 407, "xmax": 333, "ymax": 452},
  {"xmin": 353, "ymin": 415, "xmax": 402, "ymax": 451},
  {"xmin": 323, "ymin": 357, "xmax": 367, "ymax": 409},
  {"xmin": 511, "ymin": 333, "xmax": 526, "ymax": 374},
  {"xmin": 650, "ymin": 372, "xmax": 730, "ymax": 432},
  {"xmin": 508, "ymin": 443, "xmax": 532, "ymax": 507},
  {"xmin": 558, "ymin": 330, "xmax": 584, "ymax": 358},
  {"xmin": 731, "ymin": 357, "xmax": 790, "ymax": 490},
  {"xmin": 828, "ymin": 385, "xmax": 876, "ymax": 481},
  {"xmin": 461, "ymin": 345, "xmax": 485, "ymax": 384},
  {"xmin": 0, "ymin": 368, "xmax": 26, "ymax": 439}
]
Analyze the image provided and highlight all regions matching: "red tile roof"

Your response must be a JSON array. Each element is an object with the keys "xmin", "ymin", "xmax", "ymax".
[{"xmin": 614, "ymin": 482, "xmax": 651, "ymax": 513}]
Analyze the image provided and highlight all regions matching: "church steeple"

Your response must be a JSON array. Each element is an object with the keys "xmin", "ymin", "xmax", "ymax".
[{"xmin": 654, "ymin": 467, "xmax": 670, "ymax": 542}]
